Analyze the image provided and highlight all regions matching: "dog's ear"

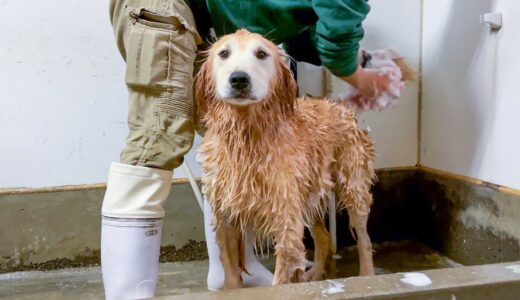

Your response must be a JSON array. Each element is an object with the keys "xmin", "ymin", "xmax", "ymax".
[
  {"xmin": 194, "ymin": 55, "xmax": 214, "ymax": 134},
  {"xmin": 273, "ymin": 56, "xmax": 297, "ymax": 114}
]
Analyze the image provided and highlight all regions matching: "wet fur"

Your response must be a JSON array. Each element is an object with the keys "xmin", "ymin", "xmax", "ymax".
[{"xmin": 196, "ymin": 29, "xmax": 376, "ymax": 287}]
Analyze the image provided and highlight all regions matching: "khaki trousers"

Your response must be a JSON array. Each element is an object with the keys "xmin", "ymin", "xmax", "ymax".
[{"xmin": 110, "ymin": 0, "xmax": 201, "ymax": 170}]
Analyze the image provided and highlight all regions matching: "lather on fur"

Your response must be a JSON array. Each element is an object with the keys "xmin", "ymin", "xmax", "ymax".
[{"xmin": 196, "ymin": 29, "xmax": 377, "ymax": 287}]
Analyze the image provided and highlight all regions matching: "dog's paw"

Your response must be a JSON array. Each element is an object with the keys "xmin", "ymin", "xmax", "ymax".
[
  {"xmin": 304, "ymin": 266, "xmax": 326, "ymax": 282},
  {"xmin": 290, "ymin": 268, "xmax": 306, "ymax": 283}
]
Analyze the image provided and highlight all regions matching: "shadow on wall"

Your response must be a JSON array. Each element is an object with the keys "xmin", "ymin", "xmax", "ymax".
[{"xmin": 422, "ymin": 0, "xmax": 497, "ymax": 174}]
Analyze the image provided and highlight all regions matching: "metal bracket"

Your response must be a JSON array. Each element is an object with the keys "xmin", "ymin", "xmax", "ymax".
[{"xmin": 480, "ymin": 12, "xmax": 503, "ymax": 31}]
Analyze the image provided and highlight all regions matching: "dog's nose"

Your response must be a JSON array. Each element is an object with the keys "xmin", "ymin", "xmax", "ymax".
[{"xmin": 229, "ymin": 71, "xmax": 250, "ymax": 90}]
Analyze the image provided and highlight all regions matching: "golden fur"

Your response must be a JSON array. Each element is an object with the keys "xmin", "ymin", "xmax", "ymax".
[
  {"xmin": 394, "ymin": 58, "xmax": 416, "ymax": 82},
  {"xmin": 196, "ymin": 29, "xmax": 376, "ymax": 287}
]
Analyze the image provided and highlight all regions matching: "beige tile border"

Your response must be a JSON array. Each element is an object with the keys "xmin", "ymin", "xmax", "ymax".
[{"xmin": 3, "ymin": 165, "xmax": 519, "ymax": 197}]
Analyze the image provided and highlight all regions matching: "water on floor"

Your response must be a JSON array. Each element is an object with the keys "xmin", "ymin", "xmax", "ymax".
[
  {"xmin": 0, "ymin": 240, "xmax": 462, "ymax": 299},
  {"xmin": 327, "ymin": 240, "xmax": 462, "ymax": 279}
]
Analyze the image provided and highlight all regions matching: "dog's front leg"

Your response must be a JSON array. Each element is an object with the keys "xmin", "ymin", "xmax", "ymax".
[
  {"xmin": 272, "ymin": 220, "xmax": 306, "ymax": 285},
  {"xmin": 215, "ymin": 220, "xmax": 243, "ymax": 289}
]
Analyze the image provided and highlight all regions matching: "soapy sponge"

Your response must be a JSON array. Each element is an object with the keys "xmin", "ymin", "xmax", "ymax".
[{"xmin": 335, "ymin": 49, "xmax": 415, "ymax": 111}]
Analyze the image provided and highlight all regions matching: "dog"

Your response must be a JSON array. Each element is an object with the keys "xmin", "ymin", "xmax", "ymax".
[{"xmin": 195, "ymin": 29, "xmax": 377, "ymax": 288}]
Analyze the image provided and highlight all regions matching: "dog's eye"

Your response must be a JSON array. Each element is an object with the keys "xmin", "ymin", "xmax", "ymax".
[
  {"xmin": 255, "ymin": 49, "xmax": 269, "ymax": 60},
  {"xmin": 218, "ymin": 50, "xmax": 229, "ymax": 59}
]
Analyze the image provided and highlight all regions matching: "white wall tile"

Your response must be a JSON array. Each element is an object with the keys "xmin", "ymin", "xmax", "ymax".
[{"xmin": 421, "ymin": 0, "xmax": 520, "ymax": 189}]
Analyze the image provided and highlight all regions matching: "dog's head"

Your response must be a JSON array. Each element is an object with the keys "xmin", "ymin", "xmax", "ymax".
[{"xmin": 195, "ymin": 29, "xmax": 296, "ymax": 122}]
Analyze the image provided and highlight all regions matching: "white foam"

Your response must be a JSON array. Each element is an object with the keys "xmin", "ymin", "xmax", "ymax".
[
  {"xmin": 400, "ymin": 272, "xmax": 432, "ymax": 287},
  {"xmin": 506, "ymin": 265, "xmax": 520, "ymax": 274},
  {"xmin": 321, "ymin": 280, "xmax": 345, "ymax": 295}
]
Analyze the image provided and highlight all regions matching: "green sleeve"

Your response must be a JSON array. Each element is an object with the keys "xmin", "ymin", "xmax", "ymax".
[{"xmin": 312, "ymin": 0, "xmax": 370, "ymax": 77}]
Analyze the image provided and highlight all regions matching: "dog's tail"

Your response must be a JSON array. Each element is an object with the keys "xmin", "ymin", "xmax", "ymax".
[{"xmin": 393, "ymin": 57, "xmax": 416, "ymax": 82}]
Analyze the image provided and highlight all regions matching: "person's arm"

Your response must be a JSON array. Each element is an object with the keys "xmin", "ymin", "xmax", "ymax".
[
  {"xmin": 342, "ymin": 65, "xmax": 391, "ymax": 98},
  {"xmin": 312, "ymin": 0, "xmax": 389, "ymax": 97}
]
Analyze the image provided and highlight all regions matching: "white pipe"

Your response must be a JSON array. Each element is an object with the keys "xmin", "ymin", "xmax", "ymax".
[
  {"xmin": 182, "ymin": 161, "xmax": 204, "ymax": 211},
  {"xmin": 328, "ymin": 191, "xmax": 338, "ymax": 257}
]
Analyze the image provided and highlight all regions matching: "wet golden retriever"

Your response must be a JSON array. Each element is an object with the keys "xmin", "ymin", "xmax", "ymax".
[{"xmin": 195, "ymin": 29, "xmax": 377, "ymax": 288}]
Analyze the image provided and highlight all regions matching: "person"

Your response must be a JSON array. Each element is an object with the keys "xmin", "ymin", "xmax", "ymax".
[{"xmin": 101, "ymin": 0, "xmax": 390, "ymax": 299}]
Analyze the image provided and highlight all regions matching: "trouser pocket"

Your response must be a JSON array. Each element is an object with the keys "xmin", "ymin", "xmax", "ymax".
[
  {"xmin": 124, "ymin": 2, "xmax": 197, "ymax": 90},
  {"xmin": 119, "ymin": 0, "xmax": 198, "ymax": 170}
]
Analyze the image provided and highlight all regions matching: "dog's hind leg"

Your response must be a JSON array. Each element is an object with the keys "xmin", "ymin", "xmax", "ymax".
[
  {"xmin": 305, "ymin": 220, "xmax": 332, "ymax": 281},
  {"xmin": 348, "ymin": 211, "xmax": 374, "ymax": 276},
  {"xmin": 337, "ymin": 166, "xmax": 375, "ymax": 276},
  {"xmin": 215, "ymin": 220, "xmax": 244, "ymax": 289}
]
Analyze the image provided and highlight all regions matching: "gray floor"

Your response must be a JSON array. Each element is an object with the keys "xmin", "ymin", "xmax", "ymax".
[
  {"xmin": 0, "ymin": 261, "xmax": 209, "ymax": 299},
  {"xmin": 0, "ymin": 241, "xmax": 461, "ymax": 299}
]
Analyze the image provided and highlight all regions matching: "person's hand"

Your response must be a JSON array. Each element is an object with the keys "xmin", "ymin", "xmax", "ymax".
[{"xmin": 341, "ymin": 66, "xmax": 391, "ymax": 98}]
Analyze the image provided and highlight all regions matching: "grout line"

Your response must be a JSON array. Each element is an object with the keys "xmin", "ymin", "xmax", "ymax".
[
  {"xmin": 417, "ymin": 0, "xmax": 425, "ymax": 166},
  {"xmin": 0, "ymin": 178, "xmax": 197, "ymax": 196}
]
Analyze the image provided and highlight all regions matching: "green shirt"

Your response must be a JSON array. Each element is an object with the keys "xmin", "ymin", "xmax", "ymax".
[{"xmin": 190, "ymin": 0, "xmax": 370, "ymax": 77}]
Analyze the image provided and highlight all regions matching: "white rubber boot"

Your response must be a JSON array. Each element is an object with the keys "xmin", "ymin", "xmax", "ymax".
[
  {"xmin": 101, "ymin": 217, "xmax": 162, "ymax": 299},
  {"xmin": 204, "ymin": 198, "xmax": 273, "ymax": 290},
  {"xmin": 101, "ymin": 163, "xmax": 172, "ymax": 300}
]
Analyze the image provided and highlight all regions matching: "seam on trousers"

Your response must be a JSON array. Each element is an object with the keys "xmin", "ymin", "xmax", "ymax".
[
  {"xmin": 135, "ymin": 26, "xmax": 144, "ymax": 83},
  {"xmin": 167, "ymin": 23, "xmax": 174, "ymax": 93},
  {"xmin": 137, "ymin": 98, "xmax": 160, "ymax": 166}
]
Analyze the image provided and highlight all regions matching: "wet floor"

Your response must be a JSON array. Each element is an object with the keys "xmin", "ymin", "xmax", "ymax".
[
  {"xmin": 0, "ymin": 240, "xmax": 462, "ymax": 299},
  {"xmin": 328, "ymin": 240, "xmax": 462, "ymax": 279}
]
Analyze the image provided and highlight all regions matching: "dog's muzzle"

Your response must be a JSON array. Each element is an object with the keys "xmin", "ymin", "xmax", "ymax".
[{"xmin": 228, "ymin": 71, "xmax": 252, "ymax": 99}]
